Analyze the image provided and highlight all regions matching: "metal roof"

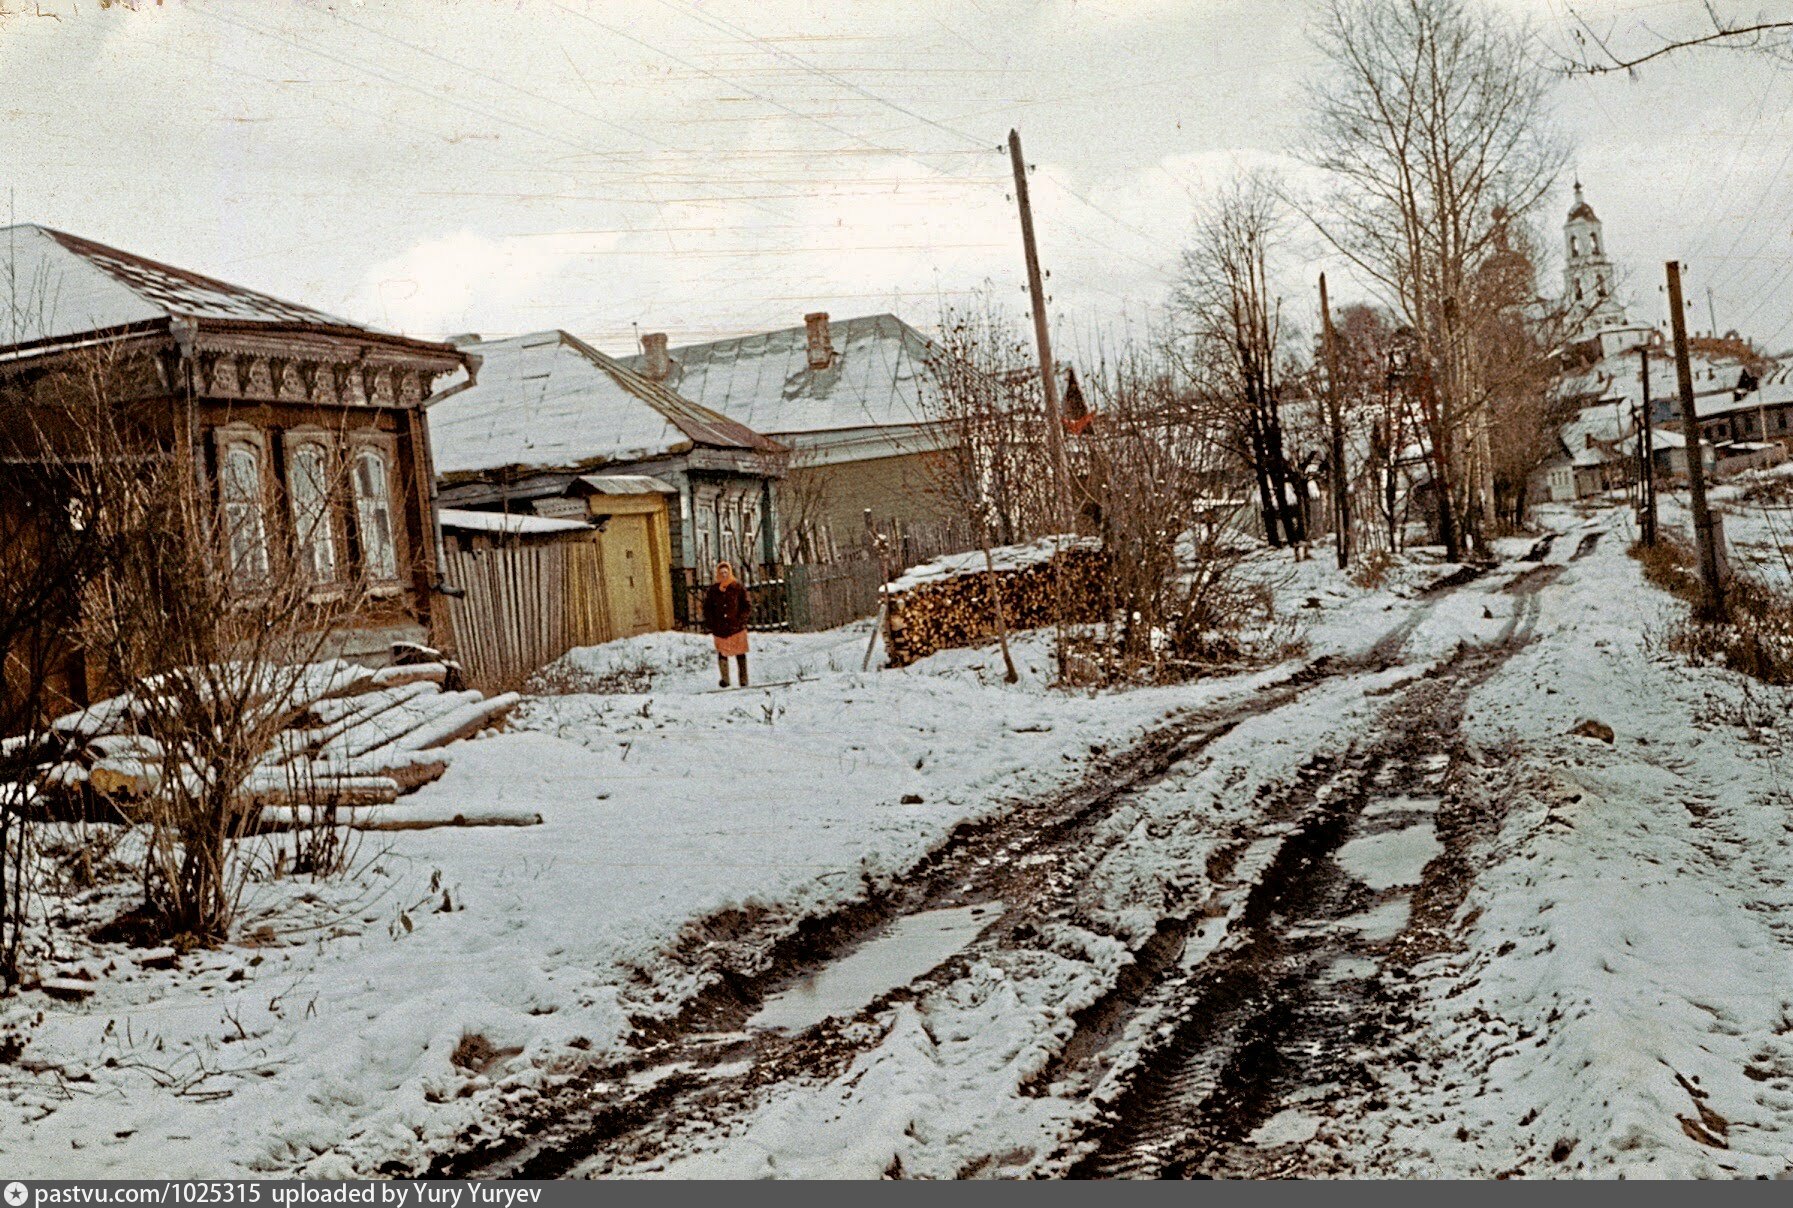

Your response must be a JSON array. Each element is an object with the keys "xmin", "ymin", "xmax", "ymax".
[
  {"xmin": 575, "ymin": 474, "xmax": 679, "ymax": 496},
  {"xmin": 437, "ymin": 508, "xmax": 592, "ymax": 536},
  {"xmin": 429, "ymin": 330, "xmax": 780, "ymax": 476},
  {"xmin": 0, "ymin": 224, "xmax": 364, "ymax": 352},
  {"xmin": 617, "ymin": 313, "xmax": 946, "ymax": 438}
]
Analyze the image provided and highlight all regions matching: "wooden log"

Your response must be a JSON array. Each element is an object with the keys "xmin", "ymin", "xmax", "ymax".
[
  {"xmin": 369, "ymin": 662, "xmax": 449, "ymax": 690},
  {"xmin": 89, "ymin": 757, "xmax": 159, "ymax": 798},
  {"xmin": 240, "ymin": 772, "xmax": 401, "ymax": 809},
  {"xmin": 255, "ymin": 805, "xmax": 542, "ymax": 832},
  {"xmin": 298, "ymin": 749, "xmax": 451, "ymax": 792},
  {"xmin": 321, "ymin": 690, "xmax": 482, "ymax": 759},
  {"xmin": 363, "ymin": 692, "xmax": 519, "ymax": 758}
]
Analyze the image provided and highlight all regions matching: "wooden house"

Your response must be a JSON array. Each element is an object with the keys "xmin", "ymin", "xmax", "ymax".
[
  {"xmin": 621, "ymin": 313, "xmax": 973, "ymax": 561},
  {"xmin": 428, "ymin": 330, "xmax": 784, "ymax": 628},
  {"xmin": 0, "ymin": 224, "xmax": 466, "ymax": 711}
]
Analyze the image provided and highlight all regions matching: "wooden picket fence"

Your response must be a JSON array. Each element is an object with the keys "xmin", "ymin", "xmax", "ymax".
[
  {"xmin": 440, "ymin": 540, "xmax": 613, "ymax": 690},
  {"xmin": 785, "ymin": 559, "xmax": 884, "ymax": 632}
]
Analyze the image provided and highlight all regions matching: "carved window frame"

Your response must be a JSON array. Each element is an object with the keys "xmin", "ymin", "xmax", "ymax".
[
  {"xmin": 347, "ymin": 432, "xmax": 404, "ymax": 594},
  {"xmin": 213, "ymin": 423, "xmax": 273, "ymax": 591},
  {"xmin": 284, "ymin": 427, "xmax": 344, "ymax": 596}
]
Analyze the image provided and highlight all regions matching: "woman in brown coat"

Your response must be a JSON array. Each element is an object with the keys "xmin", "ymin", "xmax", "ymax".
[{"xmin": 702, "ymin": 561, "xmax": 751, "ymax": 687}]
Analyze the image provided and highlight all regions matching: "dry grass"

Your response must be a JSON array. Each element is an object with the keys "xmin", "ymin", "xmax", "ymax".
[
  {"xmin": 1349, "ymin": 548, "xmax": 1397, "ymax": 591},
  {"xmin": 1633, "ymin": 536, "xmax": 1793, "ymax": 685}
]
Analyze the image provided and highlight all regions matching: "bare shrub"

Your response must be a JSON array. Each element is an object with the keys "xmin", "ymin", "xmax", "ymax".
[
  {"xmin": 1633, "ymin": 536, "xmax": 1793, "ymax": 684},
  {"xmin": 3, "ymin": 341, "xmax": 394, "ymax": 945},
  {"xmin": 1350, "ymin": 548, "xmax": 1398, "ymax": 590}
]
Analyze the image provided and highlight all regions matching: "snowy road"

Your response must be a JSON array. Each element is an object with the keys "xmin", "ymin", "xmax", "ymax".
[{"xmin": 436, "ymin": 544, "xmax": 1575, "ymax": 1179}]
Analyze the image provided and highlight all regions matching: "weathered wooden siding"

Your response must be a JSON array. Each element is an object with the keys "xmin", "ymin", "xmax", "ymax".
[
  {"xmin": 439, "ymin": 537, "xmax": 615, "ymax": 690},
  {"xmin": 788, "ymin": 450, "xmax": 960, "ymax": 555}
]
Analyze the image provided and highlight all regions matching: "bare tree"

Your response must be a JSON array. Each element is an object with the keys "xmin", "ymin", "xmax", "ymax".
[
  {"xmin": 4, "ymin": 341, "xmax": 389, "ymax": 944},
  {"xmin": 1175, "ymin": 173, "xmax": 1308, "ymax": 550},
  {"xmin": 1300, "ymin": 0, "xmax": 1566, "ymax": 558},
  {"xmin": 1555, "ymin": 2, "xmax": 1793, "ymax": 75},
  {"xmin": 1071, "ymin": 349, "xmax": 1259, "ymax": 682},
  {"xmin": 925, "ymin": 301, "xmax": 1060, "ymax": 683}
]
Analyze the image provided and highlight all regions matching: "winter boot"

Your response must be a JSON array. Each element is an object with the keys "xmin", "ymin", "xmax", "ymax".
[
  {"xmin": 717, "ymin": 655, "xmax": 731, "ymax": 688},
  {"xmin": 736, "ymin": 655, "xmax": 749, "ymax": 687}
]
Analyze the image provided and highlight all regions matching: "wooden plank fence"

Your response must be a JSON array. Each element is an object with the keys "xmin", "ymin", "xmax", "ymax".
[
  {"xmin": 786, "ymin": 559, "xmax": 883, "ymax": 632},
  {"xmin": 441, "ymin": 540, "xmax": 614, "ymax": 690}
]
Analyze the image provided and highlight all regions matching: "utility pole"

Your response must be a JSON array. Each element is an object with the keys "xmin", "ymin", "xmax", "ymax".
[
  {"xmin": 1637, "ymin": 344, "xmax": 1657, "ymax": 547},
  {"xmin": 1706, "ymin": 285, "xmax": 1719, "ymax": 338},
  {"xmin": 1667, "ymin": 261, "xmax": 1724, "ymax": 617},
  {"xmin": 1319, "ymin": 273, "xmax": 1350, "ymax": 569},
  {"xmin": 1007, "ymin": 129, "xmax": 1072, "ymax": 529}
]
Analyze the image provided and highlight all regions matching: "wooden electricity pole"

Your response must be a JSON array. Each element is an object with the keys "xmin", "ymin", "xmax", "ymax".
[
  {"xmin": 1320, "ymin": 273, "xmax": 1350, "ymax": 569},
  {"xmin": 1637, "ymin": 344, "xmax": 1657, "ymax": 547},
  {"xmin": 1008, "ymin": 129, "xmax": 1072, "ymax": 528},
  {"xmin": 1666, "ymin": 260, "xmax": 1725, "ymax": 617}
]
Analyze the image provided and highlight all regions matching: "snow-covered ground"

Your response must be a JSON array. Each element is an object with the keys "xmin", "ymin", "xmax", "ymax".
[
  {"xmin": 0, "ymin": 546, "xmax": 1446, "ymax": 1178},
  {"xmin": 589, "ymin": 506, "xmax": 1793, "ymax": 1179},
  {"xmin": 1377, "ymin": 506, "xmax": 1793, "ymax": 1176},
  {"xmin": 13, "ymin": 506, "xmax": 1784, "ymax": 1179}
]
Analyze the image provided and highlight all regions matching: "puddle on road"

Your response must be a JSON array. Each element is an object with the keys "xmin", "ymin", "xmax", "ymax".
[
  {"xmin": 1335, "ymin": 825, "xmax": 1442, "ymax": 890},
  {"xmin": 1335, "ymin": 899, "xmax": 1409, "ymax": 941},
  {"xmin": 1360, "ymin": 795, "xmax": 1441, "ymax": 821},
  {"xmin": 1248, "ymin": 1108, "xmax": 1324, "ymax": 1148},
  {"xmin": 748, "ymin": 902, "xmax": 1003, "ymax": 1032}
]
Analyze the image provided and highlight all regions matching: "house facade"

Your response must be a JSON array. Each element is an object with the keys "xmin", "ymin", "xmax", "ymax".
[
  {"xmin": 427, "ymin": 330, "xmax": 784, "ymax": 624},
  {"xmin": 0, "ymin": 225, "xmax": 465, "ymax": 710},
  {"xmin": 621, "ymin": 312, "xmax": 968, "ymax": 561}
]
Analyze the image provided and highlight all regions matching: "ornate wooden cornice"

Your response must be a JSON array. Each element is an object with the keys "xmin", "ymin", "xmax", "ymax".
[{"xmin": 191, "ymin": 333, "xmax": 453, "ymax": 409}]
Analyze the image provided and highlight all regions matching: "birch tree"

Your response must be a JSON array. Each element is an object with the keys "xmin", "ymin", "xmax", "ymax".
[
  {"xmin": 1301, "ymin": 0, "xmax": 1565, "ymax": 557},
  {"xmin": 1175, "ymin": 173, "xmax": 1307, "ymax": 549}
]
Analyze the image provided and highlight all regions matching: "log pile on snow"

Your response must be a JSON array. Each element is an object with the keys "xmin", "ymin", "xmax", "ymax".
[
  {"xmin": 8, "ymin": 652, "xmax": 525, "ymax": 831},
  {"xmin": 882, "ymin": 537, "xmax": 1110, "ymax": 668}
]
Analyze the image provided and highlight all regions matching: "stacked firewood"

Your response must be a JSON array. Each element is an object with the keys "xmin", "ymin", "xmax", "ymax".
[
  {"xmin": 9, "ymin": 655, "xmax": 521, "ymax": 830},
  {"xmin": 883, "ymin": 542, "xmax": 1110, "ymax": 668}
]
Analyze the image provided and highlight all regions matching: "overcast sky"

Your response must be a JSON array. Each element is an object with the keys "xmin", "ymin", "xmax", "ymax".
[{"xmin": 2, "ymin": 0, "xmax": 1790, "ymax": 356}]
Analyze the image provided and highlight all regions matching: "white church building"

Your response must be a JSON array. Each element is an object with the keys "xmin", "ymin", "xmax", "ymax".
[{"xmin": 1561, "ymin": 182, "xmax": 1656, "ymax": 360}]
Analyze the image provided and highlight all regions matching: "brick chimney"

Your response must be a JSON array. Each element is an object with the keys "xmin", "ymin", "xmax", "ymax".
[
  {"xmin": 642, "ymin": 332, "xmax": 670, "ymax": 381},
  {"xmin": 804, "ymin": 312, "xmax": 833, "ymax": 370}
]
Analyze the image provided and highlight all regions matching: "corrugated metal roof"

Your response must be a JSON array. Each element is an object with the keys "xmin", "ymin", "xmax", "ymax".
[
  {"xmin": 429, "ymin": 330, "xmax": 779, "ymax": 476},
  {"xmin": 0, "ymin": 224, "xmax": 363, "ymax": 351},
  {"xmin": 438, "ymin": 508, "xmax": 592, "ymax": 536},
  {"xmin": 576, "ymin": 474, "xmax": 679, "ymax": 495},
  {"xmin": 618, "ymin": 313, "xmax": 945, "ymax": 437}
]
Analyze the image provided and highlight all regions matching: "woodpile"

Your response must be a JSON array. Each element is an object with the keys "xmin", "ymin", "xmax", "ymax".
[
  {"xmin": 10, "ymin": 651, "xmax": 526, "ymax": 831},
  {"xmin": 883, "ymin": 540, "xmax": 1110, "ymax": 668}
]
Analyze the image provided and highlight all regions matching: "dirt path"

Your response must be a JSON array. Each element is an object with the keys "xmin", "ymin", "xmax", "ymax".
[
  {"xmin": 1053, "ymin": 638, "xmax": 1525, "ymax": 1177},
  {"xmin": 435, "ymin": 561, "xmax": 1525, "ymax": 1180}
]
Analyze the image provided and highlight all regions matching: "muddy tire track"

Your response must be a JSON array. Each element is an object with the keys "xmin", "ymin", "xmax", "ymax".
[
  {"xmin": 433, "ymin": 562, "xmax": 1508, "ymax": 1179},
  {"xmin": 1052, "ymin": 637, "xmax": 1530, "ymax": 1179}
]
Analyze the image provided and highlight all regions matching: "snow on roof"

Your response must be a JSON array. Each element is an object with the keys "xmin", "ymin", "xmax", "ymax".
[
  {"xmin": 1560, "ymin": 345, "xmax": 1754, "ymax": 413},
  {"xmin": 0, "ymin": 224, "xmax": 363, "ymax": 351},
  {"xmin": 438, "ymin": 508, "xmax": 592, "ymax": 536},
  {"xmin": 1692, "ymin": 378, "xmax": 1793, "ymax": 420},
  {"xmin": 576, "ymin": 474, "xmax": 678, "ymax": 496},
  {"xmin": 429, "ymin": 330, "xmax": 780, "ymax": 476},
  {"xmin": 1560, "ymin": 405, "xmax": 1626, "ymax": 453},
  {"xmin": 618, "ymin": 313, "xmax": 946, "ymax": 437}
]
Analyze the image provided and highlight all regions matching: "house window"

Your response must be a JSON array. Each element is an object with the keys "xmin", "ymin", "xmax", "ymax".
[
  {"xmin": 220, "ymin": 442, "xmax": 270, "ymax": 586},
  {"xmin": 1570, "ymin": 235, "xmax": 1580, "ymax": 256},
  {"xmin": 352, "ymin": 447, "xmax": 398, "ymax": 580},
  {"xmin": 1778, "ymin": 412, "xmax": 1788, "ymax": 433},
  {"xmin": 1590, "ymin": 232, "xmax": 1599, "ymax": 254},
  {"xmin": 287, "ymin": 441, "xmax": 338, "ymax": 584}
]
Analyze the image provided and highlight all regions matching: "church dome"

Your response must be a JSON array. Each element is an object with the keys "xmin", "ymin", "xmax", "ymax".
[{"xmin": 1567, "ymin": 182, "xmax": 1597, "ymax": 223}]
